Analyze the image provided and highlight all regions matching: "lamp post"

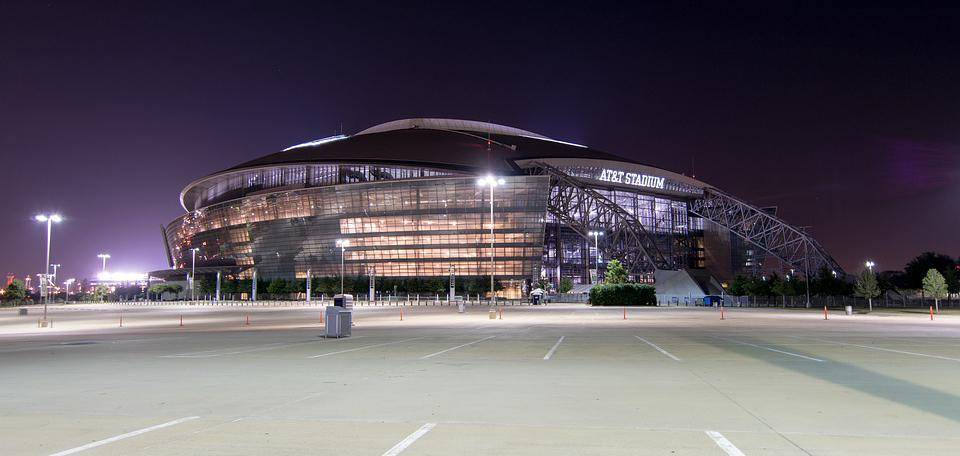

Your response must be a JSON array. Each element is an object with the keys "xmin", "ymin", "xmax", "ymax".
[
  {"xmin": 336, "ymin": 239, "xmax": 349, "ymax": 294},
  {"xmin": 50, "ymin": 263, "xmax": 60, "ymax": 301},
  {"xmin": 588, "ymin": 231, "xmax": 603, "ymax": 284},
  {"xmin": 477, "ymin": 175, "xmax": 504, "ymax": 306},
  {"xmin": 190, "ymin": 248, "xmax": 199, "ymax": 301},
  {"xmin": 64, "ymin": 278, "xmax": 75, "ymax": 300},
  {"xmin": 865, "ymin": 261, "xmax": 875, "ymax": 273},
  {"xmin": 98, "ymin": 253, "xmax": 110, "ymax": 273},
  {"xmin": 35, "ymin": 214, "xmax": 61, "ymax": 323},
  {"xmin": 50, "ymin": 263, "xmax": 60, "ymax": 284}
]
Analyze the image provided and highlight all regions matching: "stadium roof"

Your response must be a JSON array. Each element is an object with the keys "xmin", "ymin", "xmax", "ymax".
[
  {"xmin": 180, "ymin": 118, "xmax": 701, "ymax": 211},
  {"xmin": 226, "ymin": 118, "xmax": 637, "ymax": 173}
]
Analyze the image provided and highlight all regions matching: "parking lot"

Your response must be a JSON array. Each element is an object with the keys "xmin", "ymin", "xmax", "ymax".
[{"xmin": 1, "ymin": 303, "xmax": 959, "ymax": 455}]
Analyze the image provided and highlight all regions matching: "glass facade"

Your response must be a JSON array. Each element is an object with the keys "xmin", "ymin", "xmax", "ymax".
[
  {"xmin": 166, "ymin": 175, "xmax": 549, "ymax": 280},
  {"xmin": 540, "ymin": 186, "xmax": 703, "ymax": 284},
  {"xmin": 184, "ymin": 164, "xmax": 468, "ymax": 211}
]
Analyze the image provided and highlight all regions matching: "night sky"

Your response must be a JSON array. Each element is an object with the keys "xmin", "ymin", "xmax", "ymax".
[{"xmin": 2, "ymin": 1, "xmax": 958, "ymax": 283}]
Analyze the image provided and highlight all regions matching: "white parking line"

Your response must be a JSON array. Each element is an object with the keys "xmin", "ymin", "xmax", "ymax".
[
  {"xmin": 421, "ymin": 336, "xmax": 496, "ymax": 359},
  {"xmin": 163, "ymin": 339, "xmax": 332, "ymax": 358},
  {"xmin": 48, "ymin": 416, "xmax": 199, "ymax": 456},
  {"xmin": 790, "ymin": 336, "xmax": 960, "ymax": 362},
  {"xmin": 164, "ymin": 343, "xmax": 286, "ymax": 358},
  {"xmin": 543, "ymin": 336, "xmax": 565, "ymax": 360},
  {"xmin": 635, "ymin": 336, "xmax": 681, "ymax": 361},
  {"xmin": 714, "ymin": 337, "xmax": 824, "ymax": 362},
  {"xmin": 308, "ymin": 337, "xmax": 427, "ymax": 358},
  {"xmin": 381, "ymin": 423, "xmax": 436, "ymax": 456},
  {"xmin": 705, "ymin": 431, "xmax": 746, "ymax": 456}
]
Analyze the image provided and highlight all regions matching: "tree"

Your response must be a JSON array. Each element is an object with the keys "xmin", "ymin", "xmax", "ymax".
[
  {"xmin": 236, "ymin": 279, "xmax": 252, "ymax": 295},
  {"xmin": 196, "ymin": 275, "xmax": 217, "ymax": 296},
  {"xmin": 922, "ymin": 268, "xmax": 948, "ymax": 314},
  {"xmin": 535, "ymin": 278, "xmax": 549, "ymax": 291},
  {"xmin": 286, "ymin": 279, "xmax": 306, "ymax": 295},
  {"xmin": 771, "ymin": 274, "xmax": 794, "ymax": 307},
  {"xmin": 727, "ymin": 276, "xmax": 748, "ymax": 303},
  {"xmin": 744, "ymin": 276, "xmax": 771, "ymax": 298},
  {"xmin": 116, "ymin": 284, "xmax": 143, "ymax": 301},
  {"xmin": 93, "ymin": 285, "xmax": 110, "ymax": 302},
  {"xmin": 3, "ymin": 279, "xmax": 27, "ymax": 302},
  {"xmin": 905, "ymin": 252, "xmax": 956, "ymax": 290},
  {"xmin": 812, "ymin": 266, "xmax": 850, "ymax": 297},
  {"xmin": 149, "ymin": 283, "xmax": 183, "ymax": 300},
  {"xmin": 267, "ymin": 278, "xmax": 288, "ymax": 296},
  {"xmin": 558, "ymin": 277, "xmax": 574, "ymax": 293},
  {"xmin": 148, "ymin": 283, "xmax": 167, "ymax": 300},
  {"xmin": 854, "ymin": 268, "xmax": 881, "ymax": 311},
  {"xmin": 222, "ymin": 278, "xmax": 238, "ymax": 298},
  {"xmin": 605, "ymin": 259, "xmax": 628, "ymax": 284},
  {"xmin": 351, "ymin": 276, "xmax": 370, "ymax": 295},
  {"xmin": 314, "ymin": 277, "xmax": 336, "ymax": 295},
  {"xmin": 426, "ymin": 277, "xmax": 445, "ymax": 294},
  {"xmin": 944, "ymin": 268, "xmax": 960, "ymax": 295},
  {"xmin": 466, "ymin": 276, "xmax": 486, "ymax": 295}
]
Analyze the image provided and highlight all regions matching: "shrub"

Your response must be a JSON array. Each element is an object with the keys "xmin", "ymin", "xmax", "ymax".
[{"xmin": 589, "ymin": 283, "xmax": 656, "ymax": 306}]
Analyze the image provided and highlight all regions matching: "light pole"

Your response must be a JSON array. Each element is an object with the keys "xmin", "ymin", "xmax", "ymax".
[
  {"xmin": 336, "ymin": 239, "xmax": 349, "ymax": 295},
  {"xmin": 865, "ymin": 261, "xmax": 875, "ymax": 273},
  {"xmin": 98, "ymin": 253, "xmax": 110, "ymax": 273},
  {"xmin": 190, "ymin": 248, "xmax": 200, "ymax": 301},
  {"xmin": 64, "ymin": 278, "xmax": 75, "ymax": 300},
  {"xmin": 477, "ymin": 175, "xmax": 504, "ymax": 306},
  {"xmin": 588, "ymin": 231, "xmax": 603, "ymax": 284},
  {"xmin": 50, "ymin": 263, "xmax": 60, "ymax": 300},
  {"xmin": 35, "ymin": 214, "xmax": 61, "ymax": 323}
]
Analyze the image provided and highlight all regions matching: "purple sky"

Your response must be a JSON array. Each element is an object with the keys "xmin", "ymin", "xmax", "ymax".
[{"xmin": 2, "ymin": 1, "xmax": 958, "ymax": 283}]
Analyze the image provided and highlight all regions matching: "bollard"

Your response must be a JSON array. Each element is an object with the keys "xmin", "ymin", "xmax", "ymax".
[
  {"xmin": 930, "ymin": 306, "xmax": 934, "ymax": 321},
  {"xmin": 180, "ymin": 315, "xmax": 183, "ymax": 327},
  {"xmin": 499, "ymin": 308, "xmax": 502, "ymax": 319},
  {"xmin": 120, "ymin": 316, "xmax": 123, "ymax": 327},
  {"xmin": 721, "ymin": 306, "xmax": 725, "ymax": 320},
  {"xmin": 38, "ymin": 318, "xmax": 41, "ymax": 328},
  {"xmin": 400, "ymin": 308, "xmax": 403, "ymax": 321},
  {"xmin": 824, "ymin": 306, "xmax": 828, "ymax": 320},
  {"xmin": 623, "ymin": 307, "xmax": 626, "ymax": 320},
  {"xmin": 246, "ymin": 315, "xmax": 249, "ymax": 325}
]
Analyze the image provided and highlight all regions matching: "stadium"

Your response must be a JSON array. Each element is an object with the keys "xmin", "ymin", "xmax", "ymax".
[{"xmin": 157, "ymin": 118, "xmax": 842, "ymax": 299}]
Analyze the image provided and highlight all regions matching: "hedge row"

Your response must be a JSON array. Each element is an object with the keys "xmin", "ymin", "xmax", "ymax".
[{"xmin": 589, "ymin": 283, "xmax": 657, "ymax": 306}]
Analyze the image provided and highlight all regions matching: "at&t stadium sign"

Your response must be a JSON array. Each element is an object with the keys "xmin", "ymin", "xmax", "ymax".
[{"xmin": 597, "ymin": 169, "xmax": 665, "ymax": 190}]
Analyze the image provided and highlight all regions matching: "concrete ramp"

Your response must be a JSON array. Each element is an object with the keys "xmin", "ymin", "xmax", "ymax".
[{"xmin": 653, "ymin": 269, "xmax": 724, "ymax": 304}]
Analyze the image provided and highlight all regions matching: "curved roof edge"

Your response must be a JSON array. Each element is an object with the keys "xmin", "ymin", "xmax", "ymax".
[{"xmin": 355, "ymin": 118, "xmax": 551, "ymax": 139}]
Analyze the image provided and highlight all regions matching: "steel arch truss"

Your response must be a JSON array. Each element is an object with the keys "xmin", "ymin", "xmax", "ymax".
[
  {"xmin": 527, "ymin": 162, "xmax": 673, "ymax": 274},
  {"xmin": 689, "ymin": 187, "xmax": 844, "ymax": 276}
]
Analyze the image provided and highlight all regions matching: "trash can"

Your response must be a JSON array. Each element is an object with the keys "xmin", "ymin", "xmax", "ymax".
[
  {"xmin": 324, "ymin": 306, "xmax": 352, "ymax": 338},
  {"xmin": 334, "ymin": 294, "xmax": 354, "ymax": 310},
  {"xmin": 457, "ymin": 303, "xmax": 465, "ymax": 313},
  {"xmin": 531, "ymin": 294, "xmax": 541, "ymax": 305},
  {"xmin": 845, "ymin": 305, "xmax": 853, "ymax": 315},
  {"xmin": 488, "ymin": 309, "xmax": 496, "ymax": 319},
  {"xmin": 19, "ymin": 308, "xmax": 28, "ymax": 316}
]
